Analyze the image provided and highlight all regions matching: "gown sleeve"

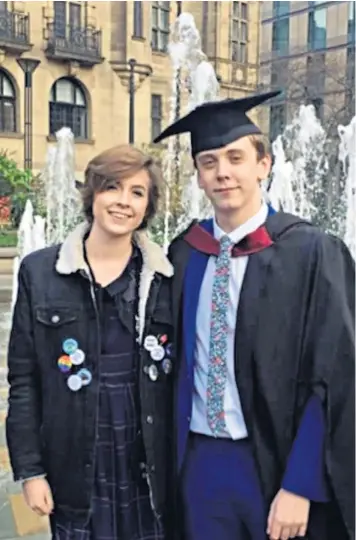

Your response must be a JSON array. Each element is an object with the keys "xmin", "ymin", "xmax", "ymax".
[
  {"xmin": 290, "ymin": 233, "xmax": 354, "ymax": 537},
  {"xmin": 282, "ymin": 393, "xmax": 330, "ymax": 501}
]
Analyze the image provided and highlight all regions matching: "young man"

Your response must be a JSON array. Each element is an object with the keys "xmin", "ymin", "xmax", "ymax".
[
  {"xmin": 154, "ymin": 91, "xmax": 355, "ymax": 540},
  {"xmin": 6, "ymin": 145, "xmax": 174, "ymax": 539}
]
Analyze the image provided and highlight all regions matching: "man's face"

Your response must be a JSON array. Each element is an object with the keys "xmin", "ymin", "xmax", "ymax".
[
  {"xmin": 195, "ymin": 136, "xmax": 271, "ymax": 215},
  {"xmin": 92, "ymin": 169, "xmax": 150, "ymax": 238}
]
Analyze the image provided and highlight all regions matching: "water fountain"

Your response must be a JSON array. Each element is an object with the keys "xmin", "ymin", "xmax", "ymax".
[
  {"xmin": 10, "ymin": 127, "xmax": 81, "ymax": 308},
  {"xmin": 45, "ymin": 128, "xmax": 81, "ymax": 246},
  {"xmin": 338, "ymin": 116, "xmax": 356, "ymax": 259},
  {"xmin": 164, "ymin": 13, "xmax": 354, "ymax": 259},
  {"xmin": 163, "ymin": 12, "xmax": 220, "ymax": 248},
  {"xmin": 267, "ymin": 137, "xmax": 295, "ymax": 213},
  {"xmin": 11, "ymin": 200, "xmax": 46, "ymax": 308},
  {"xmin": 268, "ymin": 105, "xmax": 355, "ymax": 256},
  {"xmin": 169, "ymin": 13, "xmax": 220, "ymax": 109},
  {"xmin": 268, "ymin": 104, "xmax": 328, "ymax": 221}
]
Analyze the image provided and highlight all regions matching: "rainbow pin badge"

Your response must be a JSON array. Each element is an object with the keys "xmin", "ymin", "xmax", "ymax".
[{"xmin": 58, "ymin": 355, "xmax": 72, "ymax": 373}]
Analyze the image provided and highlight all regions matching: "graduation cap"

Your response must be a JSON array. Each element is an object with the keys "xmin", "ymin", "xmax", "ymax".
[{"xmin": 153, "ymin": 90, "xmax": 282, "ymax": 158}]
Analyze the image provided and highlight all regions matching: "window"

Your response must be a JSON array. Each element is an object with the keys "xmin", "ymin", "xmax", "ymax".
[
  {"xmin": 54, "ymin": 2, "xmax": 83, "ymax": 39},
  {"xmin": 69, "ymin": 2, "xmax": 81, "ymax": 28},
  {"xmin": 240, "ymin": 2, "xmax": 248, "ymax": 20},
  {"xmin": 272, "ymin": 18, "xmax": 289, "ymax": 55},
  {"xmin": 49, "ymin": 78, "xmax": 88, "ymax": 138},
  {"xmin": 133, "ymin": 1, "xmax": 143, "ymax": 38},
  {"xmin": 348, "ymin": 2, "xmax": 355, "ymax": 43},
  {"xmin": 269, "ymin": 103, "xmax": 286, "ymax": 141},
  {"xmin": 233, "ymin": 1, "xmax": 248, "ymax": 19},
  {"xmin": 54, "ymin": 1, "xmax": 66, "ymax": 38},
  {"xmin": 308, "ymin": 6, "xmax": 327, "ymax": 51},
  {"xmin": 151, "ymin": 94, "xmax": 162, "ymax": 141},
  {"xmin": 273, "ymin": 2, "xmax": 289, "ymax": 18},
  {"xmin": 0, "ymin": 70, "xmax": 16, "ymax": 132},
  {"xmin": 231, "ymin": 1, "xmax": 248, "ymax": 63},
  {"xmin": 152, "ymin": 1, "xmax": 170, "ymax": 53}
]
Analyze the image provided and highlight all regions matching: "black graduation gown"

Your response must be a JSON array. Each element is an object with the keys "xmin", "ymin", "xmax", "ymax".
[{"xmin": 168, "ymin": 212, "xmax": 355, "ymax": 540}]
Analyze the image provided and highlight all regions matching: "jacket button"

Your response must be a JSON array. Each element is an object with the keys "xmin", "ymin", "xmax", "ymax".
[
  {"xmin": 51, "ymin": 314, "xmax": 60, "ymax": 324},
  {"xmin": 146, "ymin": 415, "xmax": 154, "ymax": 424}
]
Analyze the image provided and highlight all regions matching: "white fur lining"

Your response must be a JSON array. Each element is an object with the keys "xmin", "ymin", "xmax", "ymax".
[{"xmin": 55, "ymin": 222, "xmax": 173, "ymax": 342}]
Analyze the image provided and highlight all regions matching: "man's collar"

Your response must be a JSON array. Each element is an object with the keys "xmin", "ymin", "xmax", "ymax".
[{"xmin": 213, "ymin": 201, "xmax": 268, "ymax": 244}]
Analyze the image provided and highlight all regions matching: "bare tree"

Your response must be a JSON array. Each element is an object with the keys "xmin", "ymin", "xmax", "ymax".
[
  {"xmin": 259, "ymin": 49, "xmax": 355, "ymax": 236},
  {"xmin": 272, "ymin": 48, "xmax": 355, "ymax": 140}
]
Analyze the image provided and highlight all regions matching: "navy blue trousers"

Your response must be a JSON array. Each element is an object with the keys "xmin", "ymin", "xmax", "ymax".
[{"xmin": 181, "ymin": 434, "xmax": 267, "ymax": 540}]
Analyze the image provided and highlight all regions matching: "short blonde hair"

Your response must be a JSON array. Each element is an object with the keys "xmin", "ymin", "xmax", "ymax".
[{"xmin": 82, "ymin": 144, "xmax": 162, "ymax": 229}]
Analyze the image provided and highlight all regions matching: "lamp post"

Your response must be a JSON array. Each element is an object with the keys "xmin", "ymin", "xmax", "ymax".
[
  {"xmin": 111, "ymin": 58, "xmax": 152, "ymax": 144},
  {"xmin": 16, "ymin": 57, "xmax": 40, "ymax": 171},
  {"xmin": 128, "ymin": 58, "xmax": 137, "ymax": 144}
]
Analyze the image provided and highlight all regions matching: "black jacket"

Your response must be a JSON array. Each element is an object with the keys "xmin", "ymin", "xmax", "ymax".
[{"xmin": 6, "ymin": 223, "xmax": 174, "ymax": 522}]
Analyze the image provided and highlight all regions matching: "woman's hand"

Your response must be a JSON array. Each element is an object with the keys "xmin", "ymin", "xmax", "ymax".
[{"xmin": 23, "ymin": 477, "xmax": 54, "ymax": 516}]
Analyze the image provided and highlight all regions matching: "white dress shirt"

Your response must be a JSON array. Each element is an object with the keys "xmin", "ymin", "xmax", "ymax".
[{"xmin": 190, "ymin": 202, "xmax": 269, "ymax": 439}]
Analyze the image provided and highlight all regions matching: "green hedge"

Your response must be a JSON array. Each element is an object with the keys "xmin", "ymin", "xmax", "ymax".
[{"xmin": 0, "ymin": 229, "xmax": 17, "ymax": 247}]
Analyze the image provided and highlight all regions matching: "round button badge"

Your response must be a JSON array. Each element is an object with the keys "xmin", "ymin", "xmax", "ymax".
[
  {"xmin": 148, "ymin": 364, "xmax": 159, "ymax": 382},
  {"xmin": 162, "ymin": 358, "xmax": 173, "ymax": 375},
  {"xmin": 67, "ymin": 374, "xmax": 83, "ymax": 392},
  {"xmin": 150, "ymin": 345, "xmax": 165, "ymax": 362},
  {"xmin": 144, "ymin": 335, "xmax": 158, "ymax": 351},
  {"xmin": 77, "ymin": 368, "xmax": 92, "ymax": 386},
  {"xmin": 70, "ymin": 349, "xmax": 85, "ymax": 366},
  {"xmin": 57, "ymin": 355, "xmax": 72, "ymax": 373},
  {"xmin": 63, "ymin": 338, "xmax": 78, "ymax": 355}
]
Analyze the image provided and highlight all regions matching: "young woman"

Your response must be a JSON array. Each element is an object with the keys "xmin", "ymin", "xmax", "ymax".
[{"xmin": 6, "ymin": 145, "xmax": 174, "ymax": 540}]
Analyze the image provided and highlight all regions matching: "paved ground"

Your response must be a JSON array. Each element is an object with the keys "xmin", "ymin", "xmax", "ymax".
[{"xmin": 0, "ymin": 302, "xmax": 50, "ymax": 540}]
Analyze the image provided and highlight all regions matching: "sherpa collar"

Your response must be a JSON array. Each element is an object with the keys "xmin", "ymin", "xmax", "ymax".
[{"xmin": 55, "ymin": 222, "xmax": 173, "ymax": 278}]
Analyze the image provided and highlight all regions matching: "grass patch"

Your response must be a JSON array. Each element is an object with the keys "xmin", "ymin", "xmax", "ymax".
[{"xmin": 0, "ymin": 229, "xmax": 17, "ymax": 247}]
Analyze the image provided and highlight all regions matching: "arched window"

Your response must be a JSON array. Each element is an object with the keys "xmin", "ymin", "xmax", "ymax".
[
  {"xmin": 0, "ymin": 70, "xmax": 16, "ymax": 132},
  {"xmin": 49, "ymin": 77, "xmax": 88, "ymax": 138}
]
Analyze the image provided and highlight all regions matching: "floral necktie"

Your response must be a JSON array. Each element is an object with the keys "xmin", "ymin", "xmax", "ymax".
[{"xmin": 207, "ymin": 235, "xmax": 233, "ymax": 435}]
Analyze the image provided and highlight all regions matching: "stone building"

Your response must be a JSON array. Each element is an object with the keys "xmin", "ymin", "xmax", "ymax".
[
  {"xmin": 258, "ymin": 1, "xmax": 355, "ymax": 140},
  {"xmin": 0, "ymin": 1, "xmax": 261, "ymax": 177}
]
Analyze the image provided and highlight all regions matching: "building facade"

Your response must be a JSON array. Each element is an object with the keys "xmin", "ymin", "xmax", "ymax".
[
  {"xmin": 259, "ymin": 1, "xmax": 355, "ymax": 140},
  {"xmin": 0, "ymin": 0, "xmax": 260, "ymax": 177}
]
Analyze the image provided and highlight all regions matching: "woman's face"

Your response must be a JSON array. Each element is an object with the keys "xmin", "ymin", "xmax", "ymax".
[{"xmin": 92, "ymin": 169, "xmax": 150, "ymax": 238}]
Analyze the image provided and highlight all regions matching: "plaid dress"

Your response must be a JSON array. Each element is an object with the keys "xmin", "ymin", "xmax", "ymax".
[{"xmin": 54, "ymin": 253, "xmax": 164, "ymax": 540}]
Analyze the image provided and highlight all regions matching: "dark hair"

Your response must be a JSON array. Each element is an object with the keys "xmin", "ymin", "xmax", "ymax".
[
  {"xmin": 248, "ymin": 134, "xmax": 270, "ymax": 161},
  {"xmin": 81, "ymin": 144, "xmax": 162, "ymax": 230}
]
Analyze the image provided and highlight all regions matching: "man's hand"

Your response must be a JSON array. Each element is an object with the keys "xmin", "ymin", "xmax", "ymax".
[
  {"xmin": 267, "ymin": 488, "xmax": 310, "ymax": 540},
  {"xmin": 23, "ymin": 477, "xmax": 54, "ymax": 517}
]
